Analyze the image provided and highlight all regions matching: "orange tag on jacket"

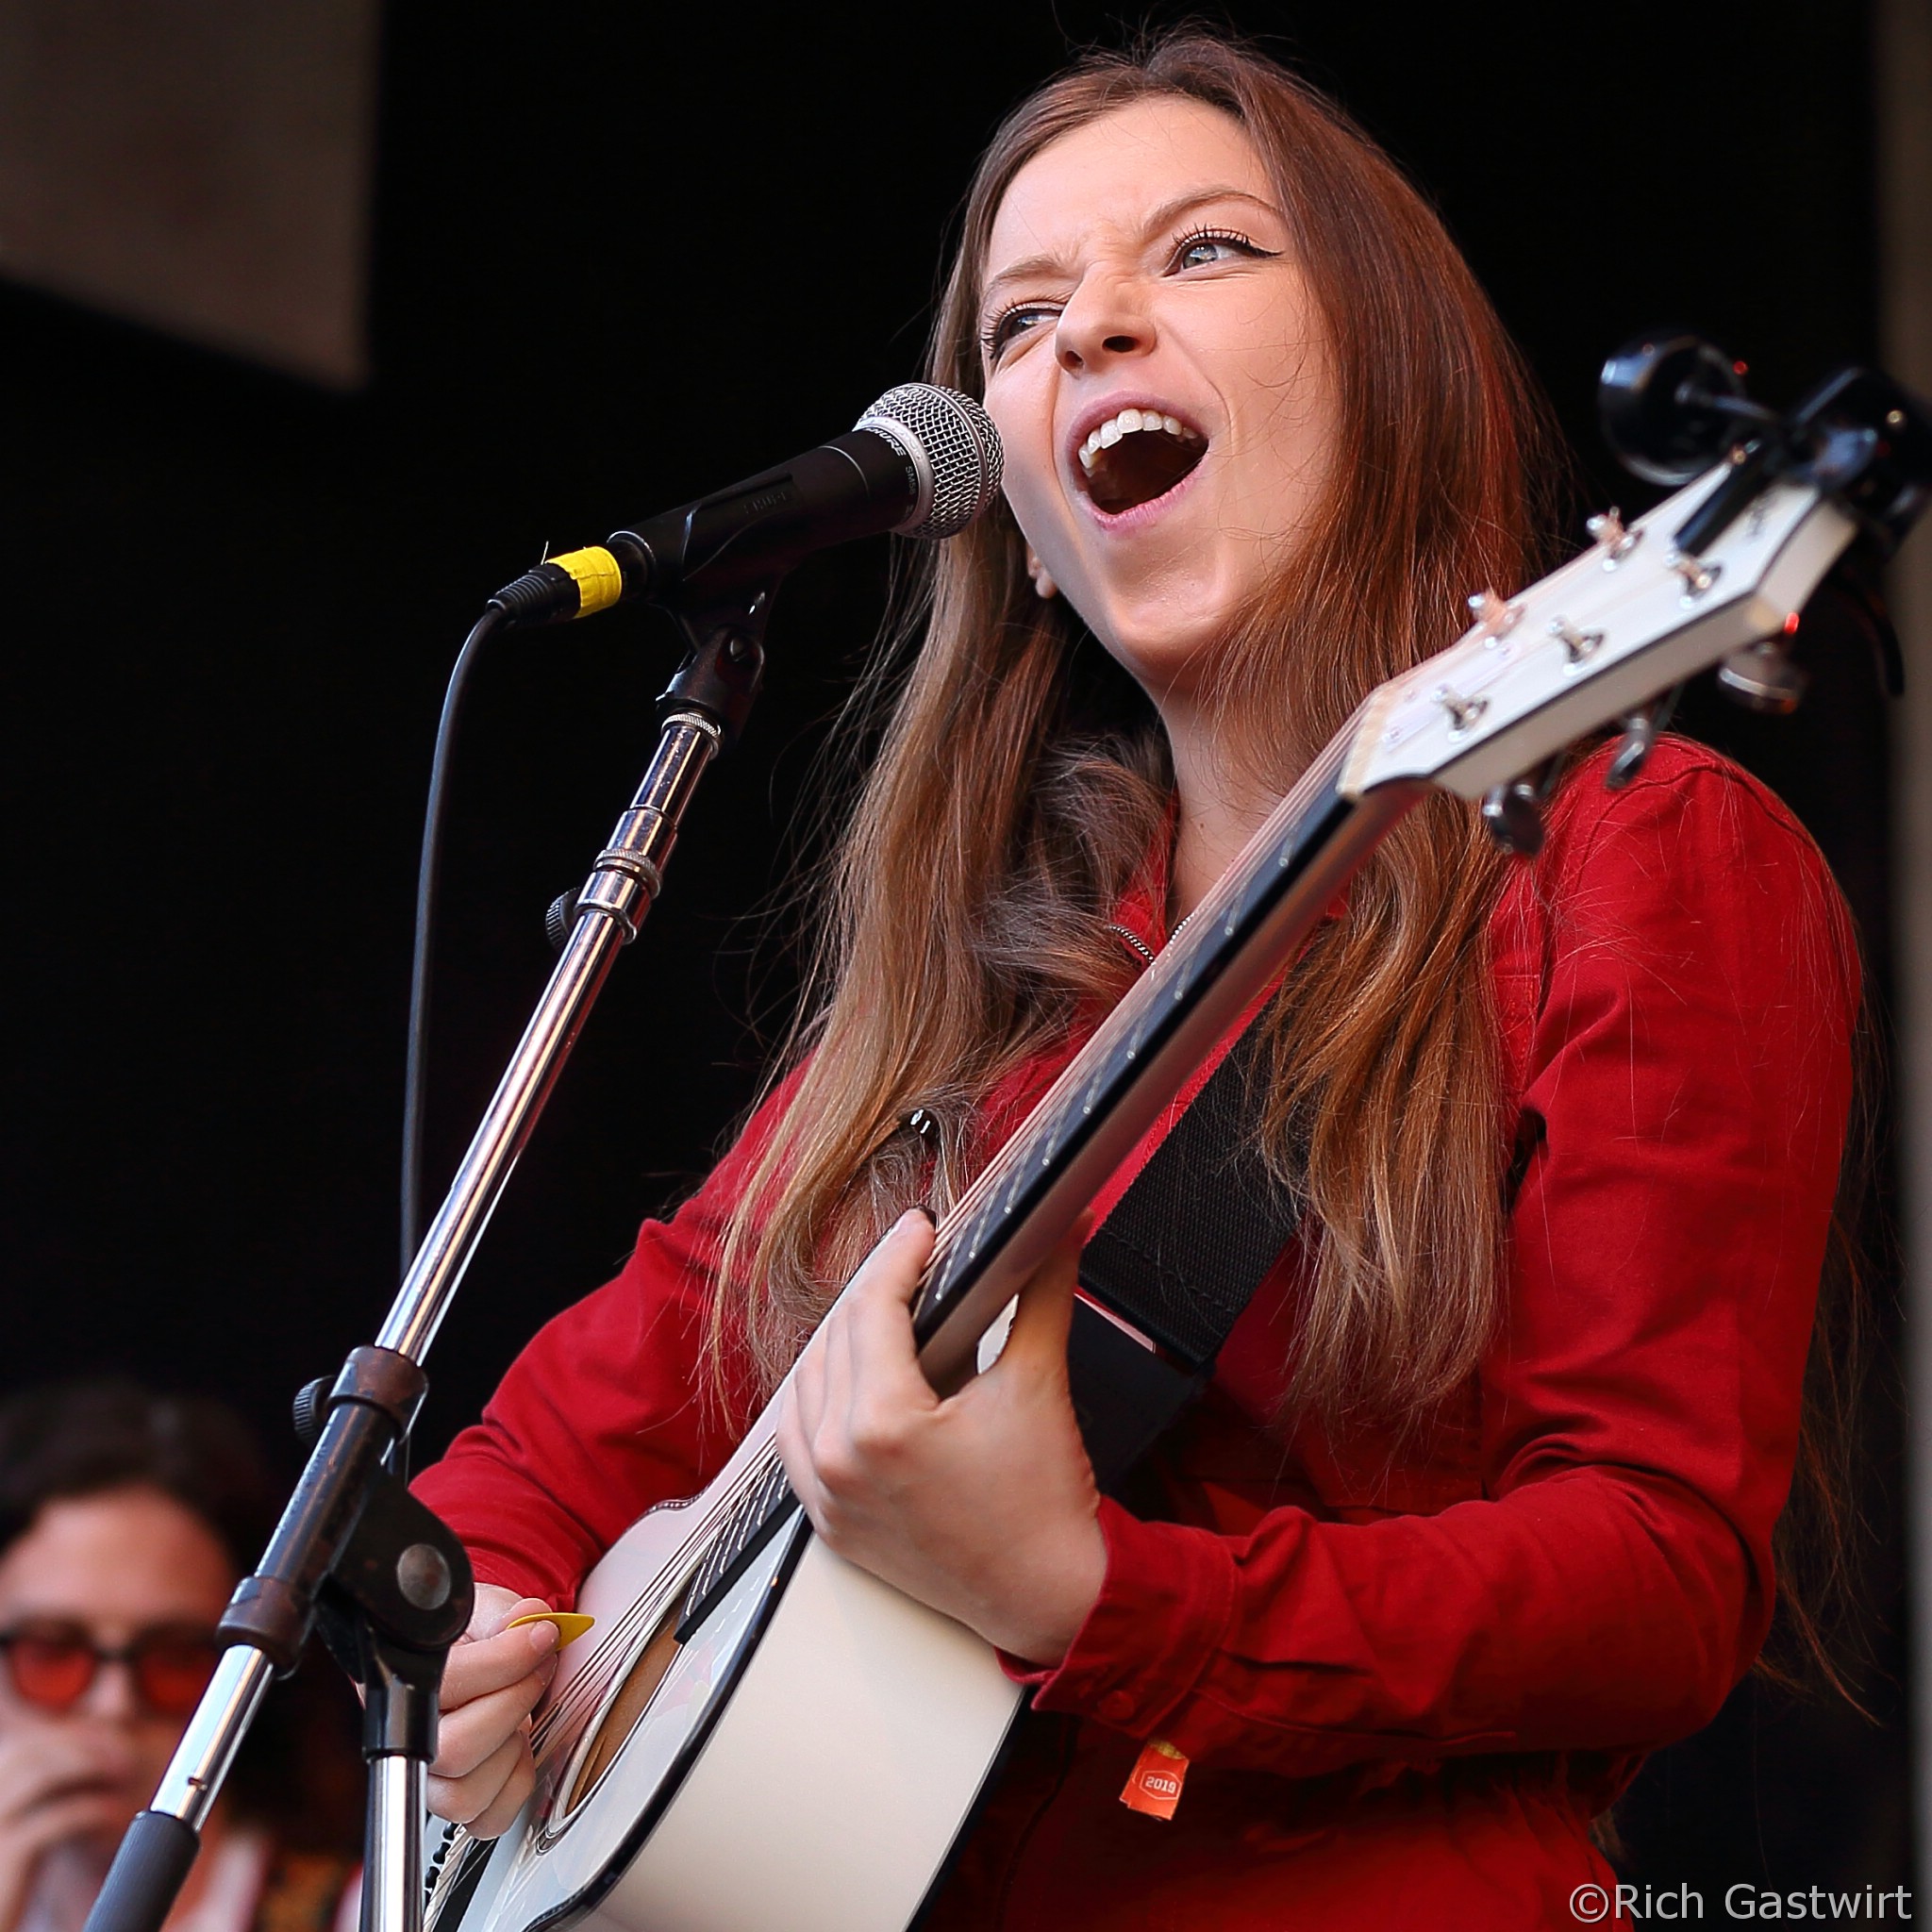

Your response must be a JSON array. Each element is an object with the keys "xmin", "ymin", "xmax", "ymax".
[{"xmin": 1120, "ymin": 1739, "xmax": 1189, "ymax": 1820}]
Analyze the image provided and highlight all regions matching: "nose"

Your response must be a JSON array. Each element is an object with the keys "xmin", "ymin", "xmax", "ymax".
[
  {"xmin": 83, "ymin": 1657, "xmax": 142, "ymax": 1724},
  {"xmin": 1055, "ymin": 269, "xmax": 1154, "ymax": 373}
]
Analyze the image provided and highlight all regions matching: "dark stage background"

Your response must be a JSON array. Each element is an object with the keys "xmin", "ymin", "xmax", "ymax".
[{"xmin": 0, "ymin": 0, "xmax": 1907, "ymax": 1901}]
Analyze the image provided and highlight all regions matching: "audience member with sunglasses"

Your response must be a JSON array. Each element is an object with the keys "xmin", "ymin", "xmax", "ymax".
[{"xmin": 0, "ymin": 1383, "xmax": 360, "ymax": 1932}]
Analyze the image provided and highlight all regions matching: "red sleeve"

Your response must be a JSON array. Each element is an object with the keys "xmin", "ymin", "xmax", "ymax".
[
  {"xmin": 1017, "ymin": 746, "xmax": 1858, "ymax": 1777},
  {"xmin": 410, "ymin": 1074, "xmax": 796, "ymax": 1608}
]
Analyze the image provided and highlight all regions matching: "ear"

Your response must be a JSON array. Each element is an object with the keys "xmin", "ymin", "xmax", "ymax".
[{"xmin": 1024, "ymin": 545, "xmax": 1058, "ymax": 601}]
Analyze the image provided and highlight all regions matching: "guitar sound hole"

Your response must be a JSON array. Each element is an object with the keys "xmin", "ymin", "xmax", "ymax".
[{"xmin": 566, "ymin": 1594, "xmax": 684, "ymax": 1812}]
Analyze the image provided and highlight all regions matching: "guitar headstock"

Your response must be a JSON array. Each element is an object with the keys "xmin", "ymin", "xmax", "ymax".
[{"xmin": 1341, "ymin": 340, "xmax": 1932, "ymax": 824}]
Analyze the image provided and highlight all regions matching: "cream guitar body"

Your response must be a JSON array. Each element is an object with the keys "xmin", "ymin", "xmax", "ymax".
[{"xmin": 424, "ymin": 1412, "xmax": 1024, "ymax": 1932}]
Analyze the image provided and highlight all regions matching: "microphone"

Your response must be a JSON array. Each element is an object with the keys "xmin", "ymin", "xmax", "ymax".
[{"xmin": 490, "ymin": 383, "xmax": 1003, "ymax": 626}]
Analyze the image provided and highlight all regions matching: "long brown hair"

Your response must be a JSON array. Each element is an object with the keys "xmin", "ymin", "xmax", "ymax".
[{"xmin": 712, "ymin": 33, "xmax": 1557, "ymax": 1425}]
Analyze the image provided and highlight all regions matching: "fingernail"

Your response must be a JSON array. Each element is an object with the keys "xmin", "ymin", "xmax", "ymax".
[
  {"xmin": 907, "ymin": 1204, "xmax": 937, "ymax": 1227},
  {"xmin": 527, "ymin": 1622, "xmax": 559, "ymax": 1654}
]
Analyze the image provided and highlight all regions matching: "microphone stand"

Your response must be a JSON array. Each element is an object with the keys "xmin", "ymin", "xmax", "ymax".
[{"xmin": 83, "ymin": 595, "xmax": 772, "ymax": 1932}]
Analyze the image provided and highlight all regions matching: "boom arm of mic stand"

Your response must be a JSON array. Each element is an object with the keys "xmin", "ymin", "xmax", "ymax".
[{"xmin": 82, "ymin": 598, "xmax": 771, "ymax": 1932}]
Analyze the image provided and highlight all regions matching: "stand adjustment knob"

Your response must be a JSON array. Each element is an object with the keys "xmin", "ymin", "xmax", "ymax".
[{"xmin": 292, "ymin": 1376, "xmax": 330, "ymax": 1451}]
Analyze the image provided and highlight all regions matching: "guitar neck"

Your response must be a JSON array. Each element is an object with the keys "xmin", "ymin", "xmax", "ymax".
[
  {"xmin": 910, "ymin": 727, "xmax": 1422, "ymax": 1388},
  {"xmin": 674, "ymin": 728, "xmax": 1422, "ymax": 1642}
]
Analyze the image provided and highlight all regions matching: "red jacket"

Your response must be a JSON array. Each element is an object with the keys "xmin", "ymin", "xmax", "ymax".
[{"xmin": 416, "ymin": 738, "xmax": 1857, "ymax": 1928}]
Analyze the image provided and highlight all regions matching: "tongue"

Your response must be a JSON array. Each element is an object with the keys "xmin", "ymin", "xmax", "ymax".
[{"xmin": 1087, "ymin": 430, "xmax": 1205, "ymax": 513}]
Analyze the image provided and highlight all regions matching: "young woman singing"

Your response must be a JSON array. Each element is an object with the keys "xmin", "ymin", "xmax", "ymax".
[{"xmin": 411, "ymin": 35, "xmax": 1857, "ymax": 1927}]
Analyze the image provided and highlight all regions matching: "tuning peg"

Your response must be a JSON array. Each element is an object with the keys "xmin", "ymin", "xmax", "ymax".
[
  {"xmin": 1586, "ymin": 508, "xmax": 1641, "ymax": 565},
  {"xmin": 1615, "ymin": 707, "xmax": 1661, "ymax": 788},
  {"xmin": 1482, "ymin": 780, "xmax": 1545, "ymax": 858},
  {"xmin": 1467, "ymin": 588, "xmax": 1522, "ymax": 638},
  {"xmin": 1431, "ymin": 684, "xmax": 1490, "ymax": 733},
  {"xmin": 1547, "ymin": 615, "xmax": 1606, "ymax": 664},
  {"xmin": 1668, "ymin": 550, "xmax": 1723, "ymax": 599},
  {"xmin": 1716, "ymin": 640, "xmax": 1807, "ymax": 713},
  {"xmin": 1607, "ymin": 690, "xmax": 1686, "ymax": 789}
]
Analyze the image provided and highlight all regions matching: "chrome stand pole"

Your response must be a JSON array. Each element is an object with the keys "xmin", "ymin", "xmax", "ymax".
[
  {"xmin": 153, "ymin": 1648, "xmax": 277, "ymax": 1828},
  {"xmin": 365, "ymin": 1757, "xmax": 426, "ymax": 1932},
  {"xmin": 379, "ymin": 708, "xmax": 724, "ymax": 1365},
  {"xmin": 84, "ymin": 605, "xmax": 769, "ymax": 1932}
]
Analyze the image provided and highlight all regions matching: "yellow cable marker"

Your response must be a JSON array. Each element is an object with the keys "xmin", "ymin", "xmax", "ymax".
[
  {"xmin": 550, "ymin": 545, "xmax": 625, "ymax": 618},
  {"xmin": 507, "ymin": 1609, "xmax": 595, "ymax": 1648}
]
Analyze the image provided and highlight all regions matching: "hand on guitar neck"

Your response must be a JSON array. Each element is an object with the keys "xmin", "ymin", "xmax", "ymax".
[
  {"xmin": 774, "ymin": 1209, "xmax": 1108, "ymax": 1668},
  {"xmin": 425, "ymin": 1588, "xmax": 560, "ymax": 1836}
]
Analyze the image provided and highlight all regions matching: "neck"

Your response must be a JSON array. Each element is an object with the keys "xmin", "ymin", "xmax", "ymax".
[{"xmin": 1161, "ymin": 701, "xmax": 1274, "ymax": 925}]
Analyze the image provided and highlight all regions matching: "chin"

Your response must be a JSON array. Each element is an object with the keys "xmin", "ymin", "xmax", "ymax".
[{"xmin": 1082, "ymin": 599, "xmax": 1236, "ymax": 697}]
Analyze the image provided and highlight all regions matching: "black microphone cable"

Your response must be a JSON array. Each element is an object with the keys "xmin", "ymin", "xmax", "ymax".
[{"xmin": 399, "ymin": 603, "xmax": 510, "ymax": 1279}]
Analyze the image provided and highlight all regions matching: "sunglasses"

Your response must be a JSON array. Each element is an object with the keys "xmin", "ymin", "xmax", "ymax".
[{"xmin": 0, "ymin": 1621, "xmax": 223, "ymax": 1717}]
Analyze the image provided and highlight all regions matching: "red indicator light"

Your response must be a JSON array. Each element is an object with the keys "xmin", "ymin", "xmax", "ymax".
[
  {"xmin": 1783, "ymin": 611, "xmax": 1801, "ymax": 635},
  {"xmin": 1734, "ymin": 360, "xmax": 1749, "ymax": 376}
]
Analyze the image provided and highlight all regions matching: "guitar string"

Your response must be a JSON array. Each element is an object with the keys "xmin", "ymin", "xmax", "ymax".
[
  {"xmin": 532, "ymin": 1449, "xmax": 768, "ymax": 1729},
  {"xmin": 533, "ymin": 1434, "xmax": 803, "ymax": 1756},
  {"xmin": 530, "ymin": 1475, "xmax": 779, "ymax": 1769},
  {"xmin": 525, "ymin": 1447, "xmax": 776, "ymax": 1754}
]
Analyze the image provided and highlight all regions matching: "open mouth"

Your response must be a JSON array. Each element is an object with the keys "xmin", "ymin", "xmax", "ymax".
[{"xmin": 1075, "ymin": 407, "xmax": 1208, "ymax": 514}]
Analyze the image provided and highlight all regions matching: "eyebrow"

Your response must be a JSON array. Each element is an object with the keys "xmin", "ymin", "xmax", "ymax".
[{"xmin": 978, "ymin": 186, "xmax": 1284, "ymax": 312}]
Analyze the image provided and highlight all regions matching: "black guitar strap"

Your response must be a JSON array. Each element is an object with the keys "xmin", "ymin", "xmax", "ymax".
[{"xmin": 1065, "ymin": 1015, "xmax": 1304, "ymax": 1491}]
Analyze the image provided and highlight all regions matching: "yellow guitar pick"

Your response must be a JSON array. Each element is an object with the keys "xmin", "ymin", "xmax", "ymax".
[{"xmin": 507, "ymin": 1610, "xmax": 595, "ymax": 1648}]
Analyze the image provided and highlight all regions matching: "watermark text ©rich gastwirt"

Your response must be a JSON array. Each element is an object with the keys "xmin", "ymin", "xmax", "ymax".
[{"xmin": 1568, "ymin": 1881, "xmax": 1913, "ymax": 1921}]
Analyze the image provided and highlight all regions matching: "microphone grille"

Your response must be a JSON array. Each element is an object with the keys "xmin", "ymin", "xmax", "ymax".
[{"xmin": 853, "ymin": 383, "xmax": 1004, "ymax": 541}]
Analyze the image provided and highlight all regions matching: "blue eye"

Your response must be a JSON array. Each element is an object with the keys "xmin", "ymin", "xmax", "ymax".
[
  {"xmin": 1172, "ymin": 227, "xmax": 1272, "ymax": 271},
  {"xmin": 982, "ymin": 302, "xmax": 1057, "ymax": 360}
]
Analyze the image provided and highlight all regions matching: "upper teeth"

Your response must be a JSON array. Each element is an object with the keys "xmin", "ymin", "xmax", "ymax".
[{"xmin": 1078, "ymin": 408, "xmax": 1197, "ymax": 473}]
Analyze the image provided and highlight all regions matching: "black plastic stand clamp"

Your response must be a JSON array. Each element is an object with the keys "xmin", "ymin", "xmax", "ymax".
[
  {"xmin": 219, "ymin": 1348, "xmax": 464, "ymax": 1672},
  {"xmin": 305, "ymin": 1457, "xmax": 471, "ymax": 1932},
  {"xmin": 314, "ymin": 1467, "xmax": 475, "ymax": 1743},
  {"xmin": 660, "ymin": 591, "xmax": 771, "ymax": 748}
]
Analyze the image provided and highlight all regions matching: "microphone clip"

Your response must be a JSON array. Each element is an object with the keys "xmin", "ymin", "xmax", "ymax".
[{"xmin": 658, "ymin": 590, "xmax": 771, "ymax": 751}]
